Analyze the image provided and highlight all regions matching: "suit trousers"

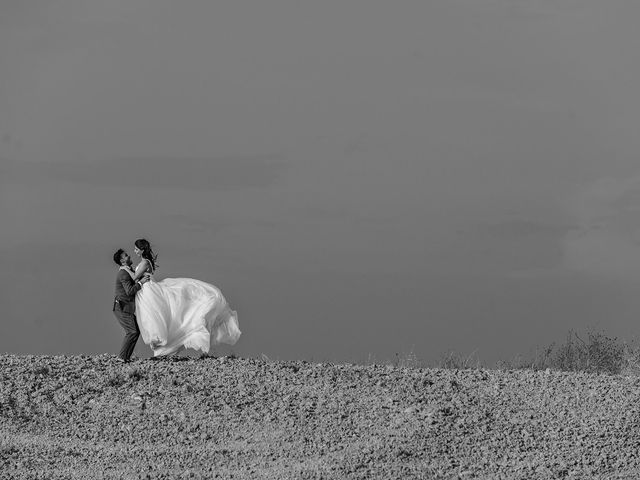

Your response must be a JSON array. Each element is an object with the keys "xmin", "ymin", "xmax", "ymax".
[{"xmin": 113, "ymin": 309, "xmax": 140, "ymax": 361}]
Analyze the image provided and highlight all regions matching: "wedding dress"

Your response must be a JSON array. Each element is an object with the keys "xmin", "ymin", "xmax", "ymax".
[{"xmin": 124, "ymin": 263, "xmax": 241, "ymax": 357}]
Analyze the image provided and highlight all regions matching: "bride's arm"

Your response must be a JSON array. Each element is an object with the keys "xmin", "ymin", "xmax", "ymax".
[{"xmin": 131, "ymin": 259, "xmax": 151, "ymax": 281}]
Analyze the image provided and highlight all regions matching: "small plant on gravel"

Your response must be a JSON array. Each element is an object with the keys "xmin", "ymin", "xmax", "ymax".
[
  {"xmin": 32, "ymin": 365, "xmax": 51, "ymax": 376},
  {"xmin": 127, "ymin": 368, "xmax": 145, "ymax": 382},
  {"xmin": 107, "ymin": 373, "xmax": 126, "ymax": 387},
  {"xmin": 1, "ymin": 392, "xmax": 32, "ymax": 420},
  {"xmin": 0, "ymin": 445, "xmax": 18, "ymax": 457},
  {"xmin": 1, "ymin": 392, "xmax": 18, "ymax": 416}
]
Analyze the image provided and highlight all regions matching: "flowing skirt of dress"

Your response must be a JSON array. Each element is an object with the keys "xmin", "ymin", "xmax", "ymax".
[{"xmin": 135, "ymin": 278, "xmax": 241, "ymax": 357}]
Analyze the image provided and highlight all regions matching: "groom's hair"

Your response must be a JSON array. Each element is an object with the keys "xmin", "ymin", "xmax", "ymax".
[{"xmin": 113, "ymin": 249, "xmax": 125, "ymax": 266}]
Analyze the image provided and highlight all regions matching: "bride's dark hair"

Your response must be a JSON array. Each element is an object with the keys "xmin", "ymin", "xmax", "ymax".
[{"xmin": 134, "ymin": 238, "xmax": 158, "ymax": 271}]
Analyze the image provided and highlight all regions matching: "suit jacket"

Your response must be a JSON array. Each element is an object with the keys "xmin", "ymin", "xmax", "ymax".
[{"xmin": 113, "ymin": 269, "xmax": 142, "ymax": 314}]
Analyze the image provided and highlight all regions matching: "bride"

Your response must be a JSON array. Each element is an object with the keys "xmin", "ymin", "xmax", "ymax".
[{"xmin": 121, "ymin": 238, "xmax": 241, "ymax": 357}]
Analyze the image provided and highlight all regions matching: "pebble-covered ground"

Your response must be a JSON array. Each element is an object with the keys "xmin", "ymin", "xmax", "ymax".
[{"xmin": 2, "ymin": 354, "xmax": 640, "ymax": 479}]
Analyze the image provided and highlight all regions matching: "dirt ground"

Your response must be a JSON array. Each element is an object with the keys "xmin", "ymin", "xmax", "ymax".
[{"xmin": 2, "ymin": 354, "xmax": 640, "ymax": 479}]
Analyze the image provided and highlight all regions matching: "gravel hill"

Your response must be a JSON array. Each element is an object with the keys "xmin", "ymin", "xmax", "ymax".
[{"xmin": 2, "ymin": 354, "xmax": 640, "ymax": 479}]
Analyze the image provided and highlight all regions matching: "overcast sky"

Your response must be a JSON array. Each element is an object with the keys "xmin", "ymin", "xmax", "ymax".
[{"xmin": 3, "ymin": 0, "xmax": 640, "ymax": 364}]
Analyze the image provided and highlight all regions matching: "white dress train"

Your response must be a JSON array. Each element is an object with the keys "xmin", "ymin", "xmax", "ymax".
[{"xmin": 132, "ymin": 269, "xmax": 241, "ymax": 357}]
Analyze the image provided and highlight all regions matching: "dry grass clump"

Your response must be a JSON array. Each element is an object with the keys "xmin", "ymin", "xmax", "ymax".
[
  {"xmin": 552, "ymin": 329, "xmax": 625, "ymax": 375},
  {"xmin": 620, "ymin": 341, "xmax": 640, "ymax": 376},
  {"xmin": 388, "ymin": 329, "xmax": 638, "ymax": 375},
  {"xmin": 503, "ymin": 329, "xmax": 628, "ymax": 375},
  {"xmin": 393, "ymin": 349, "xmax": 421, "ymax": 369},
  {"xmin": 437, "ymin": 350, "xmax": 482, "ymax": 370}
]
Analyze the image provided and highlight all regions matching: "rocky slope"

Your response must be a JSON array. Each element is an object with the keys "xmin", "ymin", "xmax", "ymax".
[{"xmin": 2, "ymin": 354, "xmax": 640, "ymax": 479}]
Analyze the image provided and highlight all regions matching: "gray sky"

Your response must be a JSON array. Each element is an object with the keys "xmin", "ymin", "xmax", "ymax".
[{"xmin": 3, "ymin": 0, "xmax": 640, "ymax": 364}]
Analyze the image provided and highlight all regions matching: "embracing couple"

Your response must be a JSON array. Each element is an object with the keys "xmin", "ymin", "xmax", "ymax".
[{"xmin": 112, "ymin": 238, "xmax": 241, "ymax": 363}]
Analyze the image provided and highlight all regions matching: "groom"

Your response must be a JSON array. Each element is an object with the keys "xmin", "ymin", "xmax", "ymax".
[{"xmin": 112, "ymin": 248, "xmax": 149, "ymax": 363}]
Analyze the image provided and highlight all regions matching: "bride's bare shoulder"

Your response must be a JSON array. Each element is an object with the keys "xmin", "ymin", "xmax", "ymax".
[{"xmin": 135, "ymin": 259, "xmax": 152, "ymax": 273}]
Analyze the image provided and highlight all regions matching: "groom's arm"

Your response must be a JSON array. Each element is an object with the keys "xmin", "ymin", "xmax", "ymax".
[{"xmin": 118, "ymin": 270, "xmax": 145, "ymax": 297}]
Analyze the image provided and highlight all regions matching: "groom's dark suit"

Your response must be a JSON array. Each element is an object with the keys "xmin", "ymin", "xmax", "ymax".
[{"xmin": 113, "ymin": 269, "xmax": 143, "ymax": 361}]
